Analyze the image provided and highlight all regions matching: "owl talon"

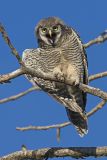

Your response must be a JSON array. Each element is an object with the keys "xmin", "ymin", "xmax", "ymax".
[
  {"xmin": 53, "ymin": 67, "xmax": 65, "ymax": 82},
  {"xmin": 54, "ymin": 72, "xmax": 65, "ymax": 82},
  {"xmin": 68, "ymin": 77, "xmax": 79, "ymax": 86},
  {"xmin": 74, "ymin": 79, "xmax": 80, "ymax": 86}
]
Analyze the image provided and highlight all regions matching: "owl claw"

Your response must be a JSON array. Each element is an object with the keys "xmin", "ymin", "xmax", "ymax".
[
  {"xmin": 54, "ymin": 72, "xmax": 65, "ymax": 82},
  {"xmin": 74, "ymin": 79, "xmax": 80, "ymax": 86},
  {"xmin": 68, "ymin": 77, "xmax": 79, "ymax": 86},
  {"xmin": 53, "ymin": 68, "xmax": 65, "ymax": 82}
]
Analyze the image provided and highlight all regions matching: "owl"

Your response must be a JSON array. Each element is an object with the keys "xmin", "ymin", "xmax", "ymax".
[{"xmin": 22, "ymin": 17, "xmax": 88, "ymax": 137}]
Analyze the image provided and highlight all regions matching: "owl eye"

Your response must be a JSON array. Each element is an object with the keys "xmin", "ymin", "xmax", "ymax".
[
  {"xmin": 53, "ymin": 26, "xmax": 58, "ymax": 31},
  {"xmin": 41, "ymin": 28, "xmax": 47, "ymax": 33}
]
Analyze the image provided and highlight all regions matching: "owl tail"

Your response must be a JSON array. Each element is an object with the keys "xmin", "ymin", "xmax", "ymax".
[{"xmin": 66, "ymin": 108, "xmax": 88, "ymax": 137}]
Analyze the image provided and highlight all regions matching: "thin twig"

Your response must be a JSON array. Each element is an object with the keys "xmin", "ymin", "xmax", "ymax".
[
  {"xmin": 83, "ymin": 33, "xmax": 107, "ymax": 48},
  {"xmin": 16, "ymin": 99, "xmax": 106, "ymax": 131},
  {"xmin": 16, "ymin": 122, "xmax": 70, "ymax": 131},
  {"xmin": 0, "ymin": 23, "xmax": 23, "ymax": 65},
  {"xmin": 89, "ymin": 71, "xmax": 107, "ymax": 81},
  {"xmin": 56, "ymin": 128, "xmax": 61, "ymax": 142},
  {"xmin": 1, "ymin": 146, "xmax": 107, "ymax": 159},
  {"xmin": 0, "ymin": 86, "xmax": 41, "ymax": 104},
  {"xmin": 87, "ymin": 100, "xmax": 107, "ymax": 117}
]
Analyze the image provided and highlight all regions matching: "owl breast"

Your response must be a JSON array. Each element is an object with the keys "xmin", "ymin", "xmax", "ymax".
[{"xmin": 38, "ymin": 49, "xmax": 61, "ymax": 73}]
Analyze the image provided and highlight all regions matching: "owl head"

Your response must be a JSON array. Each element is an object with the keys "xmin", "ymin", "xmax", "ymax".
[{"xmin": 35, "ymin": 17, "xmax": 68, "ymax": 46}]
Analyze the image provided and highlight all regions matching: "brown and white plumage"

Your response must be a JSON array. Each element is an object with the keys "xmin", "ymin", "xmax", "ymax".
[{"xmin": 22, "ymin": 17, "xmax": 88, "ymax": 137}]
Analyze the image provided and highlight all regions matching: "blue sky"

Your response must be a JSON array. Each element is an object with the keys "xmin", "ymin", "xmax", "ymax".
[{"xmin": 0, "ymin": 0, "xmax": 107, "ymax": 159}]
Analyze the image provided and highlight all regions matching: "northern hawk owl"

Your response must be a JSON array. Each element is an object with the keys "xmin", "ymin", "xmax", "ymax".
[{"xmin": 22, "ymin": 17, "xmax": 88, "ymax": 137}]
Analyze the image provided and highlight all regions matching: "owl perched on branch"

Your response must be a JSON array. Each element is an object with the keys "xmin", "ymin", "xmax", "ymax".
[{"xmin": 22, "ymin": 17, "xmax": 88, "ymax": 137}]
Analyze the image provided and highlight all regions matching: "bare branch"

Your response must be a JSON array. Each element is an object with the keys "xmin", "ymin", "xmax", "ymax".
[
  {"xmin": 83, "ymin": 31, "xmax": 107, "ymax": 48},
  {"xmin": 1, "ymin": 146, "xmax": 107, "ymax": 159},
  {"xmin": 89, "ymin": 71, "xmax": 107, "ymax": 81},
  {"xmin": 16, "ymin": 99, "xmax": 107, "ymax": 132},
  {"xmin": 0, "ymin": 86, "xmax": 41, "ymax": 104},
  {"xmin": 79, "ymin": 83, "xmax": 107, "ymax": 100},
  {"xmin": 16, "ymin": 122, "xmax": 70, "ymax": 131},
  {"xmin": 0, "ymin": 70, "xmax": 107, "ymax": 104},
  {"xmin": 0, "ymin": 23, "xmax": 23, "ymax": 65},
  {"xmin": 23, "ymin": 67, "xmax": 107, "ymax": 101},
  {"xmin": 0, "ymin": 70, "xmax": 107, "ymax": 106},
  {"xmin": 56, "ymin": 128, "xmax": 61, "ymax": 142},
  {"xmin": 24, "ymin": 67, "xmax": 107, "ymax": 101},
  {"xmin": 0, "ymin": 68, "xmax": 24, "ymax": 83},
  {"xmin": 87, "ymin": 100, "xmax": 107, "ymax": 117},
  {"xmin": 1, "ymin": 67, "xmax": 107, "ymax": 103}
]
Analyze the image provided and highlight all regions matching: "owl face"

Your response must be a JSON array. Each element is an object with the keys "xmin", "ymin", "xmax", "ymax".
[
  {"xmin": 38, "ymin": 24, "xmax": 62, "ymax": 45},
  {"xmin": 36, "ymin": 17, "xmax": 65, "ymax": 46}
]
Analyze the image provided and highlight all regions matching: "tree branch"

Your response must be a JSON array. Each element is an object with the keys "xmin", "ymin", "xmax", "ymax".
[
  {"xmin": 0, "ymin": 68, "xmax": 24, "ymax": 83},
  {"xmin": 20, "ymin": 67, "xmax": 107, "ymax": 101},
  {"xmin": 16, "ymin": 99, "xmax": 106, "ymax": 132},
  {"xmin": 0, "ymin": 86, "xmax": 41, "ymax": 104},
  {"xmin": 89, "ymin": 71, "xmax": 107, "ymax": 81},
  {"xmin": 0, "ymin": 23, "xmax": 23, "ymax": 65},
  {"xmin": 16, "ymin": 122, "xmax": 71, "ymax": 131},
  {"xmin": 0, "ymin": 69, "xmax": 107, "ymax": 103},
  {"xmin": 87, "ymin": 100, "xmax": 107, "ymax": 117},
  {"xmin": 1, "ymin": 146, "xmax": 107, "ymax": 159},
  {"xmin": 79, "ymin": 83, "xmax": 107, "ymax": 100},
  {"xmin": 1, "ymin": 68, "xmax": 107, "ymax": 102},
  {"xmin": 83, "ymin": 31, "xmax": 107, "ymax": 48}
]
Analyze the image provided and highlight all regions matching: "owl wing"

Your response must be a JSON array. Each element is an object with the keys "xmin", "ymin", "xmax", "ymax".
[
  {"xmin": 70, "ymin": 28, "xmax": 88, "ymax": 108},
  {"xmin": 70, "ymin": 28, "xmax": 88, "ymax": 84},
  {"xmin": 81, "ymin": 48, "xmax": 88, "ymax": 107},
  {"xmin": 22, "ymin": 49, "xmax": 54, "ymax": 90},
  {"xmin": 76, "ymin": 32, "xmax": 88, "ymax": 107}
]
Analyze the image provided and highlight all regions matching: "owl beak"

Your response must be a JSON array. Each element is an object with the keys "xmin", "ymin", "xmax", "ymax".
[
  {"xmin": 49, "ymin": 30, "xmax": 52, "ymax": 37},
  {"xmin": 46, "ymin": 30, "xmax": 56, "ymax": 45},
  {"xmin": 48, "ymin": 30, "xmax": 56, "ymax": 45}
]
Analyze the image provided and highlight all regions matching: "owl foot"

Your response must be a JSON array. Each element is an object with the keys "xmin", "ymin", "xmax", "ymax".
[
  {"xmin": 53, "ymin": 69, "xmax": 65, "ymax": 82},
  {"xmin": 68, "ymin": 77, "xmax": 79, "ymax": 86},
  {"xmin": 55, "ymin": 72, "xmax": 65, "ymax": 82}
]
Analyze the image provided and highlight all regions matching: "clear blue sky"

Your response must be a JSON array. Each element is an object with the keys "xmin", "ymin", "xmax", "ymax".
[{"xmin": 0, "ymin": 0, "xmax": 107, "ymax": 159}]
